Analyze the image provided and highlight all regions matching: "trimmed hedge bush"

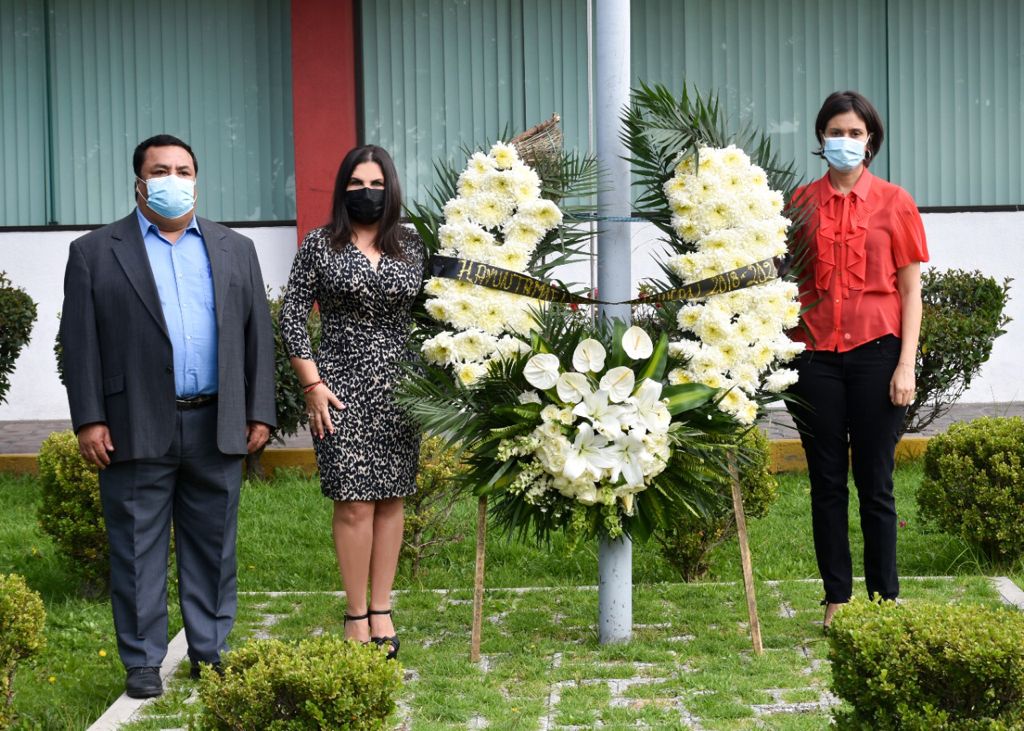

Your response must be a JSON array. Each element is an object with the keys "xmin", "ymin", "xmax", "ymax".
[
  {"xmin": 904, "ymin": 269, "xmax": 1010, "ymax": 436},
  {"xmin": 0, "ymin": 272, "xmax": 38, "ymax": 405},
  {"xmin": 194, "ymin": 635, "xmax": 403, "ymax": 730},
  {"xmin": 917, "ymin": 416, "xmax": 1024, "ymax": 565},
  {"xmin": 829, "ymin": 599, "xmax": 1024, "ymax": 729},
  {"xmin": 403, "ymin": 436, "xmax": 468, "ymax": 578},
  {"xmin": 655, "ymin": 428, "xmax": 777, "ymax": 581},
  {"xmin": 0, "ymin": 573, "xmax": 46, "ymax": 729},
  {"xmin": 37, "ymin": 431, "xmax": 108, "ymax": 594}
]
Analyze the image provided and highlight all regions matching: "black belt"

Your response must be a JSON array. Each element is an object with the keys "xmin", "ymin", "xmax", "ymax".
[{"xmin": 175, "ymin": 394, "xmax": 218, "ymax": 410}]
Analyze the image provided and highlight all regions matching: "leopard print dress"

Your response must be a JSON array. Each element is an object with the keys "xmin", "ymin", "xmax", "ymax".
[{"xmin": 280, "ymin": 226, "xmax": 423, "ymax": 501}]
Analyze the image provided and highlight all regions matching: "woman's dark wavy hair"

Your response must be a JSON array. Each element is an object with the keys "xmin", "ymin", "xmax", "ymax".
[
  {"xmin": 327, "ymin": 145, "xmax": 406, "ymax": 260},
  {"xmin": 813, "ymin": 90, "xmax": 885, "ymax": 166}
]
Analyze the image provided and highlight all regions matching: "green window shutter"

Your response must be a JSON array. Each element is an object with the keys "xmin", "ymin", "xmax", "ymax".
[
  {"xmin": 631, "ymin": 0, "xmax": 890, "ymax": 191},
  {"xmin": 45, "ymin": 0, "xmax": 294, "ymax": 225},
  {"xmin": 360, "ymin": 0, "xmax": 589, "ymax": 206},
  {"xmin": 0, "ymin": 0, "xmax": 49, "ymax": 226},
  {"xmin": 888, "ymin": 0, "xmax": 1024, "ymax": 206}
]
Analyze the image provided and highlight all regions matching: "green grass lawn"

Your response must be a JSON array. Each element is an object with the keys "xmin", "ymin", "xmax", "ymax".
[{"xmin": 0, "ymin": 461, "xmax": 1016, "ymax": 729}]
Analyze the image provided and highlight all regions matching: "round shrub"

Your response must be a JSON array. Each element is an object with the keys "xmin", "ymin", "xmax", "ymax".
[
  {"xmin": 0, "ymin": 272, "xmax": 38, "ymax": 405},
  {"xmin": 194, "ymin": 635, "xmax": 403, "ymax": 730},
  {"xmin": 829, "ymin": 599, "xmax": 1024, "ymax": 729},
  {"xmin": 656, "ymin": 428, "xmax": 778, "ymax": 581},
  {"xmin": 37, "ymin": 431, "xmax": 108, "ymax": 594},
  {"xmin": 918, "ymin": 416, "xmax": 1024, "ymax": 565},
  {"xmin": 0, "ymin": 574, "xmax": 46, "ymax": 729}
]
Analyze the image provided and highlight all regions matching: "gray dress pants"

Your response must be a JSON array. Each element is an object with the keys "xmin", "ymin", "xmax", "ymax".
[{"xmin": 99, "ymin": 403, "xmax": 242, "ymax": 669}]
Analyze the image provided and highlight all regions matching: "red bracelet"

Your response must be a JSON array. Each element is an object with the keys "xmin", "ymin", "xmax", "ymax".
[{"xmin": 302, "ymin": 380, "xmax": 322, "ymax": 394}]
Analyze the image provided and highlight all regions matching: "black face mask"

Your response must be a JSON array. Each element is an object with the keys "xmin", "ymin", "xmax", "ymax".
[{"xmin": 345, "ymin": 187, "xmax": 386, "ymax": 224}]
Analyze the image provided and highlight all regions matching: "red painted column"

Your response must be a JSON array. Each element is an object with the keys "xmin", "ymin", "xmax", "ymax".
[{"xmin": 290, "ymin": 0, "xmax": 359, "ymax": 244}]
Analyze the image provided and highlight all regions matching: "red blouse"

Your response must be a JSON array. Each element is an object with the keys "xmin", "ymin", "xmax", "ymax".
[{"xmin": 789, "ymin": 169, "xmax": 929, "ymax": 352}]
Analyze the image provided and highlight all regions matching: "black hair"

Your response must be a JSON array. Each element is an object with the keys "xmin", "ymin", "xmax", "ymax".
[
  {"xmin": 814, "ymin": 91, "xmax": 885, "ymax": 166},
  {"xmin": 133, "ymin": 134, "xmax": 199, "ymax": 177},
  {"xmin": 327, "ymin": 145, "xmax": 406, "ymax": 260}
]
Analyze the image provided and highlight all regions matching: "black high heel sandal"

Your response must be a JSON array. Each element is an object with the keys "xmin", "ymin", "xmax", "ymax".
[
  {"xmin": 369, "ymin": 608, "xmax": 400, "ymax": 660},
  {"xmin": 344, "ymin": 611, "xmax": 371, "ymax": 645}
]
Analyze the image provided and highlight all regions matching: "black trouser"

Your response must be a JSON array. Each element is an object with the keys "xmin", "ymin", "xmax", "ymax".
[{"xmin": 785, "ymin": 336, "xmax": 905, "ymax": 603}]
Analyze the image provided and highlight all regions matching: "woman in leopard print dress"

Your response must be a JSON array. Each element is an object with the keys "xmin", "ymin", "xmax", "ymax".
[{"xmin": 280, "ymin": 145, "xmax": 422, "ymax": 658}]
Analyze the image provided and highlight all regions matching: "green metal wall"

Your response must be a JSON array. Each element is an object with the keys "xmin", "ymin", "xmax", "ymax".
[
  {"xmin": 0, "ymin": 0, "xmax": 294, "ymax": 226},
  {"xmin": 362, "ymin": 0, "xmax": 1023, "ymax": 208},
  {"xmin": 360, "ymin": 0, "xmax": 590, "ymax": 205}
]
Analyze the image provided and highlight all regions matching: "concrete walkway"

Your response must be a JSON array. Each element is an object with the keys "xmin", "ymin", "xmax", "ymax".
[{"xmin": 3, "ymin": 402, "xmax": 1021, "ymax": 454}]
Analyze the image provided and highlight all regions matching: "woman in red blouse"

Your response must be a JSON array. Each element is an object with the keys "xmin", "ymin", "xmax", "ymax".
[{"xmin": 787, "ymin": 91, "xmax": 929, "ymax": 631}]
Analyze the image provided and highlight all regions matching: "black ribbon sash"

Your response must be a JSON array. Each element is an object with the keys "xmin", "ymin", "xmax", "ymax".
[{"xmin": 428, "ymin": 254, "xmax": 782, "ymax": 305}]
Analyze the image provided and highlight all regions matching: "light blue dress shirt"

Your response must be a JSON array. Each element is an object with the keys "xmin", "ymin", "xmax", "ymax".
[{"xmin": 136, "ymin": 208, "xmax": 218, "ymax": 398}]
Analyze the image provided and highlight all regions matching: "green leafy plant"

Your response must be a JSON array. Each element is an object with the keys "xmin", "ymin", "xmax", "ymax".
[
  {"xmin": 194, "ymin": 635, "xmax": 403, "ymax": 730},
  {"xmin": 829, "ymin": 599, "xmax": 1024, "ymax": 729},
  {"xmin": 0, "ymin": 272, "xmax": 38, "ymax": 405},
  {"xmin": 403, "ymin": 436, "xmax": 469, "ymax": 578},
  {"xmin": 904, "ymin": 269, "xmax": 1011, "ymax": 436},
  {"xmin": 243, "ymin": 288, "xmax": 323, "ymax": 480},
  {"xmin": 36, "ymin": 431, "xmax": 108, "ymax": 595},
  {"xmin": 917, "ymin": 416, "xmax": 1024, "ymax": 566},
  {"xmin": 0, "ymin": 573, "xmax": 46, "ymax": 729},
  {"xmin": 655, "ymin": 427, "xmax": 777, "ymax": 581}
]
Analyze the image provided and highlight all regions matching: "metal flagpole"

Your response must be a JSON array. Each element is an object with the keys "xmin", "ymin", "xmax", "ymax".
[{"xmin": 594, "ymin": 0, "xmax": 632, "ymax": 645}]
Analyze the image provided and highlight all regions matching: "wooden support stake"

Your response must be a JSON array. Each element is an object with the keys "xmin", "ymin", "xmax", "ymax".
[
  {"xmin": 730, "ymin": 454, "xmax": 763, "ymax": 655},
  {"xmin": 470, "ymin": 495, "xmax": 487, "ymax": 662}
]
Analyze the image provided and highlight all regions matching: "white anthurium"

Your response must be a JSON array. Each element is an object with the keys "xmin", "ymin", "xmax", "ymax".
[
  {"xmin": 622, "ymin": 325, "xmax": 654, "ymax": 360},
  {"xmin": 572, "ymin": 389, "xmax": 627, "ymax": 440},
  {"xmin": 556, "ymin": 372, "xmax": 591, "ymax": 404},
  {"xmin": 523, "ymin": 352, "xmax": 561, "ymax": 390},
  {"xmin": 629, "ymin": 379, "xmax": 672, "ymax": 433},
  {"xmin": 599, "ymin": 366, "xmax": 636, "ymax": 403},
  {"xmin": 563, "ymin": 423, "xmax": 617, "ymax": 480},
  {"xmin": 572, "ymin": 338, "xmax": 606, "ymax": 373}
]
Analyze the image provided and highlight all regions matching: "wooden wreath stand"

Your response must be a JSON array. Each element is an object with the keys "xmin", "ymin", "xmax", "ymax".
[
  {"xmin": 469, "ymin": 460, "xmax": 764, "ymax": 661},
  {"xmin": 730, "ymin": 453, "xmax": 764, "ymax": 655}
]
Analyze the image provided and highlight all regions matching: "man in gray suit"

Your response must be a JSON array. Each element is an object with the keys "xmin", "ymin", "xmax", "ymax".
[{"xmin": 60, "ymin": 134, "xmax": 276, "ymax": 698}]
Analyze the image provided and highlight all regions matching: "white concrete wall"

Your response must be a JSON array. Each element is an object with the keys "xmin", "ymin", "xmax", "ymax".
[
  {"xmin": 0, "ymin": 225, "xmax": 297, "ymax": 421},
  {"xmin": 1, "ymin": 211, "xmax": 1021, "ymax": 421}
]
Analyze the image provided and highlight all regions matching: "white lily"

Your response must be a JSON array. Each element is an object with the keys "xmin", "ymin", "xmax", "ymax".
[
  {"xmin": 572, "ymin": 338, "xmax": 606, "ymax": 373},
  {"xmin": 622, "ymin": 325, "xmax": 654, "ymax": 359},
  {"xmin": 523, "ymin": 353, "xmax": 560, "ymax": 390},
  {"xmin": 572, "ymin": 389, "xmax": 627, "ymax": 439},
  {"xmin": 628, "ymin": 379, "xmax": 672, "ymax": 433},
  {"xmin": 518, "ymin": 390, "xmax": 542, "ymax": 405},
  {"xmin": 599, "ymin": 366, "xmax": 636, "ymax": 403},
  {"xmin": 563, "ymin": 423, "xmax": 617, "ymax": 480},
  {"xmin": 556, "ymin": 372, "xmax": 591, "ymax": 404},
  {"xmin": 607, "ymin": 431, "xmax": 649, "ymax": 487}
]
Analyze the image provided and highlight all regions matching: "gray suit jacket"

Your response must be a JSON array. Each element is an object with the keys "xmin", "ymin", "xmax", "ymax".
[{"xmin": 60, "ymin": 211, "xmax": 277, "ymax": 461}]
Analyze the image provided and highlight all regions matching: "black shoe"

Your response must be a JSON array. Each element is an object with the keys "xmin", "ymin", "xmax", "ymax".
[
  {"xmin": 125, "ymin": 667, "xmax": 163, "ymax": 699},
  {"xmin": 190, "ymin": 661, "xmax": 224, "ymax": 681},
  {"xmin": 344, "ymin": 610, "xmax": 372, "ymax": 645},
  {"xmin": 369, "ymin": 607, "xmax": 400, "ymax": 661}
]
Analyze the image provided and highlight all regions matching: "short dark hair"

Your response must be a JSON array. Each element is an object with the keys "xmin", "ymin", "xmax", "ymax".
[
  {"xmin": 133, "ymin": 134, "xmax": 199, "ymax": 177},
  {"xmin": 327, "ymin": 145, "xmax": 406, "ymax": 260},
  {"xmin": 814, "ymin": 91, "xmax": 885, "ymax": 165}
]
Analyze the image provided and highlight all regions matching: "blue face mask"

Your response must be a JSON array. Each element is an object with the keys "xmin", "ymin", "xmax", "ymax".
[
  {"xmin": 822, "ymin": 137, "xmax": 867, "ymax": 172},
  {"xmin": 140, "ymin": 175, "xmax": 196, "ymax": 218}
]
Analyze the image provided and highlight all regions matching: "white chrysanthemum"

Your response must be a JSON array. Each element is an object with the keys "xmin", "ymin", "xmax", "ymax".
[
  {"xmin": 764, "ymin": 368, "xmax": 799, "ymax": 393},
  {"xmin": 503, "ymin": 216, "xmax": 545, "ymax": 250},
  {"xmin": 466, "ymin": 192, "xmax": 517, "ymax": 230},
  {"xmin": 508, "ymin": 165, "xmax": 542, "ymax": 202},
  {"xmin": 489, "ymin": 141, "xmax": 520, "ymax": 169},
  {"xmin": 443, "ymin": 197, "xmax": 471, "ymax": 224},
  {"xmin": 517, "ymin": 199, "xmax": 563, "ymax": 231},
  {"xmin": 456, "ymin": 362, "xmax": 488, "ymax": 387},
  {"xmin": 421, "ymin": 332, "xmax": 456, "ymax": 366},
  {"xmin": 453, "ymin": 329, "xmax": 500, "ymax": 362}
]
